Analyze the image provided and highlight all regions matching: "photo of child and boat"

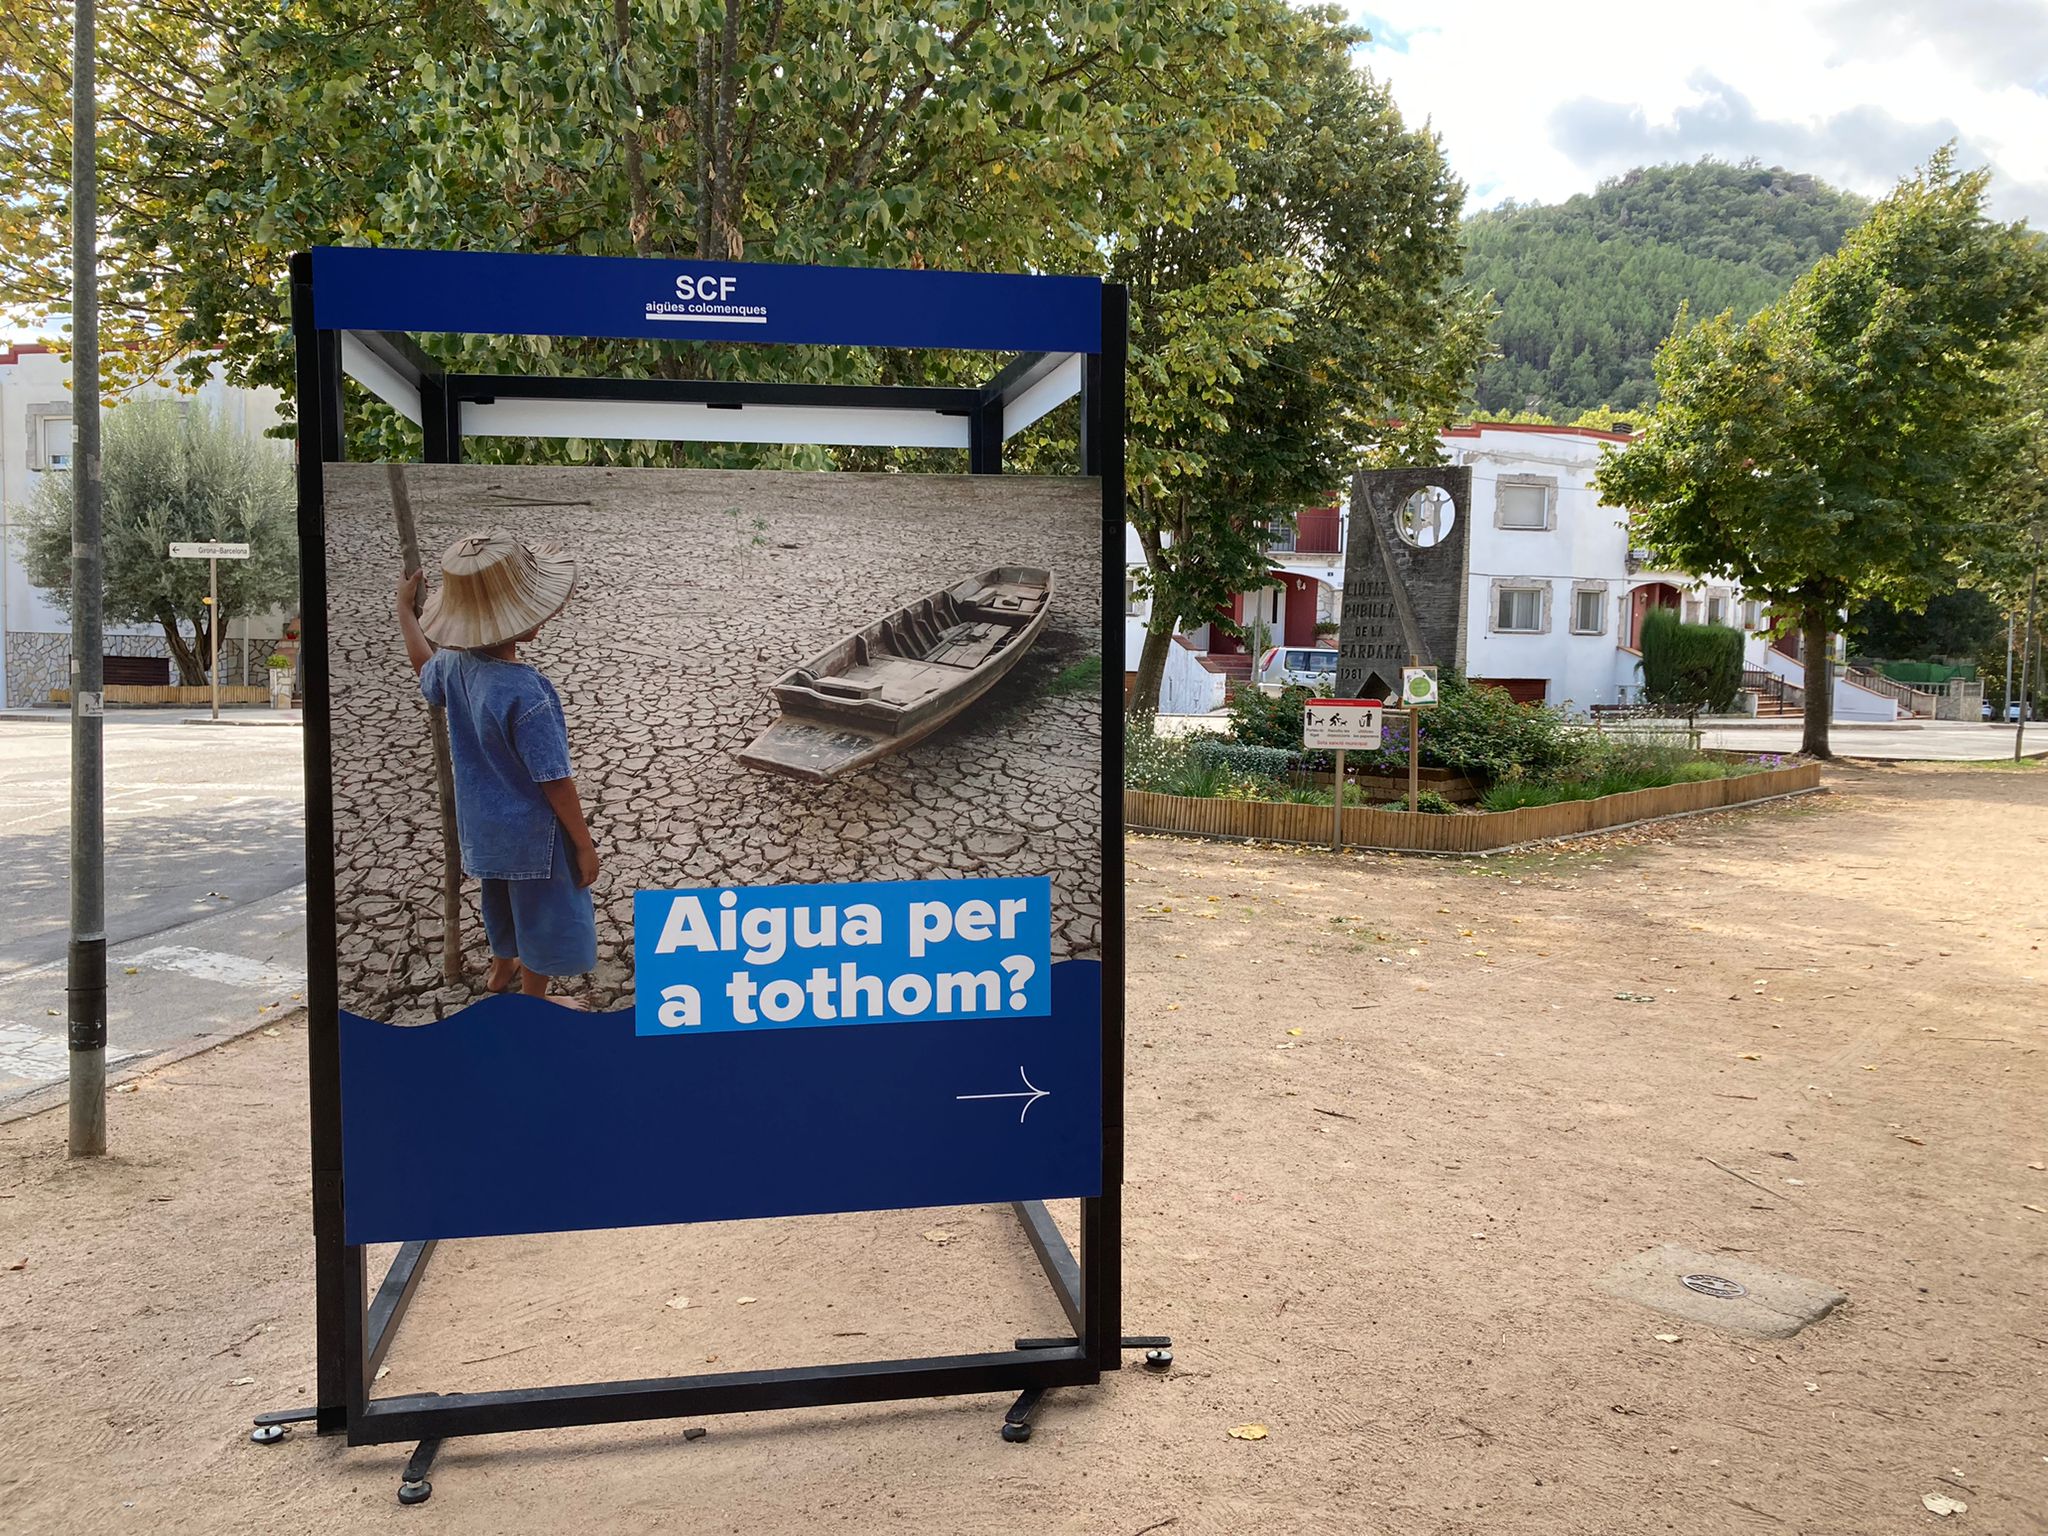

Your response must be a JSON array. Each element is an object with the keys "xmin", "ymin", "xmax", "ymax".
[{"xmin": 322, "ymin": 462, "xmax": 1104, "ymax": 1024}]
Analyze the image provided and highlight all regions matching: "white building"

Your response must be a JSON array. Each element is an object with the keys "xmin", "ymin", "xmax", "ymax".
[
  {"xmin": 1126, "ymin": 421, "xmax": 1900, "ymax": 720},
  {"xmin": 0, "ymin": 343, "xmax": 286, "ymax": 706}
]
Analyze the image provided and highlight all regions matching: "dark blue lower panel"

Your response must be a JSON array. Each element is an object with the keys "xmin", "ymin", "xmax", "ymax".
[{"xmin": 340, "ymin": 960, "xmax": 1102, "ymax": 1244}]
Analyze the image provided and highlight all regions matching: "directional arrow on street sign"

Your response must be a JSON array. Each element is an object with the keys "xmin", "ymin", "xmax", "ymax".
[
  {"xmin": 168, "ymin": 540, "xmax": 251, "ymax": 559},
  {"xmin": 956, "ymin": 1065, "xmax": 1051, "ymax": 1124}
]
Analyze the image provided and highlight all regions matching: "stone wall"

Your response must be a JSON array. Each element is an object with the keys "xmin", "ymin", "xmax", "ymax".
[
  {"xmin": 324, "ymin": 463, "xmax": 1104, "ymax": 1023},
  {"xmin": 4, "ymin": 631, "xmax": 286, "ymax": 707}
]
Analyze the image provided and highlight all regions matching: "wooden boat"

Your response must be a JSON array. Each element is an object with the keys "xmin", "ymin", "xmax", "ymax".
[{"xmin": 738, "ymin": 566, "xmax": 1055, "ymax": 782}]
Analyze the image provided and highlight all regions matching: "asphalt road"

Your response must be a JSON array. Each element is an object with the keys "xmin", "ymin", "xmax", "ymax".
[
  {"xmin": 1696, "ymin": 719, "xmax": 2047, "ymax": 761},
  {"xmin": 0, "ymin": 715, "xmax": 306, "ymax": 1110}
]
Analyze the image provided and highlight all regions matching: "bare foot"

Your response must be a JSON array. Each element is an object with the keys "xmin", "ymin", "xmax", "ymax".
[
  {"xmin": 547, "ymin": 994, "xmax": 590, "ymax": 1011},
  {"xmin": 485, "ymin": 955, "xmax": 521, "ymax": 993}
]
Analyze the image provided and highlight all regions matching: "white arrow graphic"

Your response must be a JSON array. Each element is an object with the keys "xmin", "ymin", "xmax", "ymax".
[{"xmin": 956, "ymin": 1065, "xmax": 1051, "ymax": 1124}]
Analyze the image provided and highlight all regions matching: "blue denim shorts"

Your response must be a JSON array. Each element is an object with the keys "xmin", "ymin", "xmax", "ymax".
[{"xmin": 479, "ymin": 832, "xmax": 597, "ymax": 979}]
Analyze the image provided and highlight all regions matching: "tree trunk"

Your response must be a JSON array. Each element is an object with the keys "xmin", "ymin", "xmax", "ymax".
[
  {"xmin": 1799, "ymin": 600, "xmax": 1834, "ymax": 760},
  {"xmin": 157, "ymin": 610, "xmax": 202, "ymax": 684},
  {"xmin": 1127, "ymin": 623, "xmax": 1175, "ymax": 719}
]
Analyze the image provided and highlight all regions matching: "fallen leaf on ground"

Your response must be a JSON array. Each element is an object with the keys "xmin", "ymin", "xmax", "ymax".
[
  {"xmin": 2028, "ymin": 1162, "xmax": 2045, "ymax": 1171},
  {"xmin": 920, "ymin": 1228, "xmax": 955, "ymax": 1244},
  {"xmin": 7, "ymin": 1259, "xmax": 25, "ymax": 1271},
  {"xmin": 2023, "ymin": 1204, "xmax": 2046, "ymax": 1215},
  {"xmin": 227, "ymin": 1376, "xmax": 255, "ymax": 1387},
  {"xmin": 1895, "ymin": 1135, "xmax": 1924, "ymax": 1146},
  {"xmin": 1921, "ymin": 1493, "xmax": 1967, "ymax": 1516},
  {"xmin": 123, "ymin": 967, "xmax": 138, "ymax": 975},
  {"xmin": 1740, "ymin": 1052, "xmax": 1763, "ymax": 1061},
  {"xmin": 665, "ymin": 1296, "xmax": 691, "ymax": 1310},
  {"xmin": 1227, "ymin": 1423, "xmax": 1268, "ymax": 1441},
  {"xmin": 1285, "ymin": 1028, "xmax": 1303, "ymax": 1037},
  {"xmin": 736, "ymin": 1296, "xmax": 758, "ymax": 1306},
  {"xmin": 1654, "ymin": 1334, "xmax": 1682, "ymax": 1343},
  {"xmin": 112, "ymin": 1083, "xmax": 137, "ymax": 1094},
  {"xmin": 263, "ymin": 1027, "xmax": 280, "ymax": 1038},
  {"xmin": 375, "ymin": 1365, "xmax": 390, "ymax": 1381}
]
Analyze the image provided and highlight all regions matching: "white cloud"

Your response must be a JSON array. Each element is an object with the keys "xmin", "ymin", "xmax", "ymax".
[{"xmin": 1352, "ymin": 0, "xmax": 2048, "ymax": 222}]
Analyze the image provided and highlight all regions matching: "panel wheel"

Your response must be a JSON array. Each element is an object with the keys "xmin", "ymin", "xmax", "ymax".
[{"xmin": 1000, "ymin": 1421, "xmax": 1033, "ymax": 1444}]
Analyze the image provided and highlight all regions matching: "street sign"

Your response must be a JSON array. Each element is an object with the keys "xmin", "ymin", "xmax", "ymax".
[
  {"xmin": 168, "ymin": 540, "xmax": 251, "ymax": 559},
  {"xmin": 1303, "ymin": 697, "xmax": 1384, "ymax": 750},
  {"xmin": 1401, "ymin": 665, "xmax": 1440, "ymax": 709}
]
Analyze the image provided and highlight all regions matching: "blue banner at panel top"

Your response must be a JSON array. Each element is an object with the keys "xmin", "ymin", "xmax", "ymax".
[
  {"xmin": 634, "ymin": 876, "xmax": 1052, "ymax": 1036},
  {"xmin": 310, "ymin": 247, "xmax": 1102, "ymax": 353}
]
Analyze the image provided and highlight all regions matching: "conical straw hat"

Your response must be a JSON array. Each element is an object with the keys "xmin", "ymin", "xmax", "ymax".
[{"xmin": 418, "ymin": 530, "xmax": 577, "ymax": 649}]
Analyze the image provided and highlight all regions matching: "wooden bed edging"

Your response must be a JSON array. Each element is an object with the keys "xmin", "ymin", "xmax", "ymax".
[{"xmin": 1124, "ymin": 762, "xmax": 1823, "ymax": 855}]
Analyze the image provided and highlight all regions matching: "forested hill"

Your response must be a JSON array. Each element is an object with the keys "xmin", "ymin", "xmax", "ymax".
[{"xmin": 1463, "ymin": 161, "xmax": 1868, "ymax": 417}]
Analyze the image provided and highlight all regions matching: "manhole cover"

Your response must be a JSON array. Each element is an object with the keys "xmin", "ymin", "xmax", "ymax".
[{"xmin": 1680, "ymin": 1273, "xmax": 1748, "ymax": 1300}]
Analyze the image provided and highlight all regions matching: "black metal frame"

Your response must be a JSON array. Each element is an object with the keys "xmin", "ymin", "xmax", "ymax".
[{"xmin": 283, "ymin": 253, "xmax": 1130, "ymax": 1455}]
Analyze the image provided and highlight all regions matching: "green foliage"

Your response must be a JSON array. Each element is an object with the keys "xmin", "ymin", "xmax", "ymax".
[
  {"xmin": 1417, "ymin": 675, "xmax": 1588, "ymax": 783},
  {"xmin": 1123, "ymin": 12, "xmax": 1489, "ymax": 712},
  {"xmin": 1847, "ymin": 588, "xmax": 2002, "ymax": 664},
  {"xmin": 21, "ymin": 402, "xmax": 297, "ymax": 684},
  {"xmin": 263, "ymin": 652, "xmax": 292, "ymax": 670},
  {"xmin": 1124, "ymin": 720, "xmax": 1265, "ymax": 799},
  {"xmin": 1477, "ymin": 736, "xmax": 1731, "ymax": 810},
  {"xmin": 1187, "ymin": 738, "xmax": 1299, "ymax": 779},
  {"xmin": 1597, "ymin": 149, "xmax": 2048, "ymax": 756},
  {"xmin": 1465, "ymin": 160, "xmax": 1867, "ymax": 416},
  {"xmin": 1047, "ymin": 655, "xmax": 1102, "ymax": 697},
  {"xmin": 1226, "ymin": 683, "xmax": 1311, "ymax": 751},
  {"xmin": 1409, "ymin": 789, "xmax": 1456, "ymax": 815},
  {"xmin": 1638, "ymin": 609, "xmax": 1744, "ymax": 716},
  {"xmin": 1, "ymin": 0, "xmax": 1281, "ymax": 442}
]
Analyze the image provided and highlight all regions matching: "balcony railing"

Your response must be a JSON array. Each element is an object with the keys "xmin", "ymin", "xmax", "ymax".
[{"xmin": 1266, "ymin": 509, "xmax": 1345, "ymax": 556}]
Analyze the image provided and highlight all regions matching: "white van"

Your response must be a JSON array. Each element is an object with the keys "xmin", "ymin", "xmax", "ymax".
[{"xmin": 1257, "ymin": 646, "xmax": 1339, "ymax": 689}]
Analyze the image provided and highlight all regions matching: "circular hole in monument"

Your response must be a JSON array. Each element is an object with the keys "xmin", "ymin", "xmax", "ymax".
[{"xmin": 1397, "ymin": 487, "xmax": 1457, "ymax": 548}]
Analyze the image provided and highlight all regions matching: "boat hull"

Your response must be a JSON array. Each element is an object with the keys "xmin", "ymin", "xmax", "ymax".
[{"xmin": 739, "ymin": 568, "xmax": 1055, "ymax": 782}]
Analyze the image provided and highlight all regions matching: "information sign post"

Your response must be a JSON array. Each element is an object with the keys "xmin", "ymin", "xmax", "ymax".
[
  {"xmin": 1399, "ymin": 664, "xmax": 1439, "ymax": 813},
  {"xmin": 1304, "ymin": 698, "xmax": 1384, "ymax": 850},
  {"xmin": 168, "ymin": 540, "xmax": 252, "ymax": 719}
]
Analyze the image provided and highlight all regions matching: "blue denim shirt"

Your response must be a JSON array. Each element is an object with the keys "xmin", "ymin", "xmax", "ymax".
[{"xmin": 420, "ymin": 649, "xmax": 573, "ymax": 881}]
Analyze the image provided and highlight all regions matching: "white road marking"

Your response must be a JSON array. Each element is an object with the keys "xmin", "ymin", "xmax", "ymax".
[{"xmin": 123, "ymin": 945, "xmax": 306, "ymax": 992}]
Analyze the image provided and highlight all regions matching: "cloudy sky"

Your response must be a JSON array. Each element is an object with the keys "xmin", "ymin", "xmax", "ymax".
[{"xmin": 1353, "ymin": 0, "xmax": 2048, "ymax": 223}]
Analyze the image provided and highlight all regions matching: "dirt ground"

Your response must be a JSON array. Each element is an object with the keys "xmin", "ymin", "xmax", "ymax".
[{"xmin": 2, "ymin": 761, "xmax": 2044, "ymax": 1535}]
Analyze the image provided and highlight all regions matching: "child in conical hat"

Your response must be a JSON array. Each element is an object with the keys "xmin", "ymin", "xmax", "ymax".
[{"xmin": 395, "ymin": 530, "xmax": 598, "ymax": 1007}]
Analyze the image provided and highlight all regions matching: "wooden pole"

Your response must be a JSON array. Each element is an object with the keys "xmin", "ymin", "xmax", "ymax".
[
  {"xmin": 387, "ymin": 466, "xmax": 466, "ymax": 985},
  {"xmin": 1408, "ymin": 708, "xmax": 1420, "ymax": 813},
  {"xmin": 1331, "ymin": 748, "xmax": 1345, "ymax": 852},
  {"xmin": 1406, "ymin": 653, "xmax": 1420, "ymax": 814}
]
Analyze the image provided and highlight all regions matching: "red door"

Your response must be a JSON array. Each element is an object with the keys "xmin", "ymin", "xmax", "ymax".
[{"xmin": 1283, "ymin": 576, "xmax": 1318, "ymax": 647}]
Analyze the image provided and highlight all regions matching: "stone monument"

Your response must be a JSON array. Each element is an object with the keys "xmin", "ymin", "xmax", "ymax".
[{"xmin": 1336, "ymin": 465, "xmax": 1473, "ymax": 702}]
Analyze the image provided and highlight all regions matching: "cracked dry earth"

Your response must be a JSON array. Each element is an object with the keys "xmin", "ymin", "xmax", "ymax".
[{"xmin": 323, "ymin": 465, "xmax": 1104, "ymax": 1021}]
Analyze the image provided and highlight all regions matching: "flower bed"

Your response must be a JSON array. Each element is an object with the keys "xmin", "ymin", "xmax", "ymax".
[{"xmin": 1125, "ymin": 761, "xmax": 1822, "ymax": 854}]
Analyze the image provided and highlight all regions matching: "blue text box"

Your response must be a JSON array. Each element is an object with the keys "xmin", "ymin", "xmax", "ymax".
[{"xmin": 633, "ymin": 877, "xmax": 1052, "ymax": 1036}]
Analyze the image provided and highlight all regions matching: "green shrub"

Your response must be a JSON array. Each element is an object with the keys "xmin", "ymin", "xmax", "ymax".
[
  {"xmin": 1187, "ymin": 737, "xmax": 1299, "ymax": 779},
  {"xmin": 1639, "ymin": 609, "xmax": 1744, "ymax": 716},
  {"xmin": 1420, "ymin": 674, "xmax": 1590, "ymax": 782},
  {"xmin": 1227, "ymin": 683, "xmax": 1311, "ymax": 750},
  {"xmin": 1411, "ymin": 789, "xmax": 1457, "ymax": 815}
]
